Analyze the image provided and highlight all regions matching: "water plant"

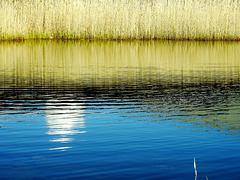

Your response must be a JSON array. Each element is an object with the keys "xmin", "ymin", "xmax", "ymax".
[{"xmin": 1, "ymin": 0, "xmax": 240, "ymax": 41}]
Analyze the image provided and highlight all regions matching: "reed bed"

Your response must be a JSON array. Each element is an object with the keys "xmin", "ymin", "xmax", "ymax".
[{"xmin": 1, "ymin": 0, "xmax": 240, "ymax": 40}]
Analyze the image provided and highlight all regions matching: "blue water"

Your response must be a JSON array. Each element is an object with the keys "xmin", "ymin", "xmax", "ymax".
[
  {"xmin": 1, "ymin": 40, "xmax": 240, "ymax": 179},
  {"xmin": 1, "ymin": 87, "xmax": 240, "ymax": 180}
]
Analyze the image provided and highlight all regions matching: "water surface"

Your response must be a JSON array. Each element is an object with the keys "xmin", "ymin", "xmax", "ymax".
[{"xmin": 1, "ymin": 41, "xmax": 240, "ymax": 179}]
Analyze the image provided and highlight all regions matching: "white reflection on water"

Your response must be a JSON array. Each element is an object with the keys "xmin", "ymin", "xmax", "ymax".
[{"xmin": 45, "ymin": 101, "xmax": 85, "ymax": 151}]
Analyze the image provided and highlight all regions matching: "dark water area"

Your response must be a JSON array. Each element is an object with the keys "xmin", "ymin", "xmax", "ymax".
[{"xmin": 1, "ymin": 40, "xmax": 240, "ymax": 179}]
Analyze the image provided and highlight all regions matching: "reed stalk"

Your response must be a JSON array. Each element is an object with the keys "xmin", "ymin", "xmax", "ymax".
[{"xmin": 1, "ymin": 0, "xmax": 240, "ymax": 41}]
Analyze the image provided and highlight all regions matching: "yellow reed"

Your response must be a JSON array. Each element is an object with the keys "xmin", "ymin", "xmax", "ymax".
[{"xmin": 0, "ymin": 0, "xmax": 240, "ymax": 40}]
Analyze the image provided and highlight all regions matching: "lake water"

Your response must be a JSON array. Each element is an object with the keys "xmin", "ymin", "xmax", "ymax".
[{"xmin": 1, "ymin": 40, "xmax": 240, "ymax": 179}]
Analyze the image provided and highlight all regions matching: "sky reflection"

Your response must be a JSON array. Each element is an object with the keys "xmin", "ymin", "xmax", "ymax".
[{"xmin": 45, "ymin": 100, "xmax": 85, "ymax": 151}]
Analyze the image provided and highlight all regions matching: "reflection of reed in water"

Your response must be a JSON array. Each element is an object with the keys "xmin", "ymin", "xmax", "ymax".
[
  {"xmin": 45, "ymin": 101, "xmax": 85, "ymax": 151},
  {"xmin": 123, "ymin": 88, "xmax": 240, "ymax": 136},
  {"xmin": 0, "ymin": 41, "xmax": 240, "ymax": 89}
]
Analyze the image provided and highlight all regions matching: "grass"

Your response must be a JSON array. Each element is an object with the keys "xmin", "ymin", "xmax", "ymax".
[{"xmin": 1, "ymin": 0, "xmax": 240, "ymax": 41}]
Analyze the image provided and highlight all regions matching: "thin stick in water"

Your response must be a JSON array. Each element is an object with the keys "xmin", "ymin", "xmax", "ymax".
[{"xmin": 194, "ymin": 158, "xmax": 197, "ymax": 180}]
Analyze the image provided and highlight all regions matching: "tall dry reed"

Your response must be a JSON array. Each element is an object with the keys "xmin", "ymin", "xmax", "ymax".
[{"xmin": 1, "ymin": 0, "xmax": 240, "ymax": 40}]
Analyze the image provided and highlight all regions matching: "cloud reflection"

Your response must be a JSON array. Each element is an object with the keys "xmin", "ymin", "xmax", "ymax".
[{"xmin": 45, "ymin": 101, "xmax": 85, "ymax": 151}]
